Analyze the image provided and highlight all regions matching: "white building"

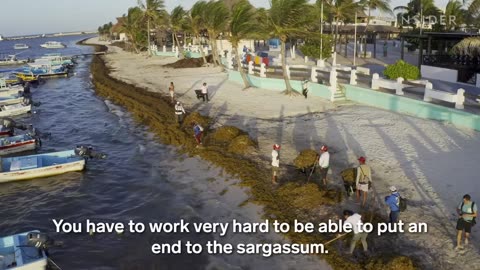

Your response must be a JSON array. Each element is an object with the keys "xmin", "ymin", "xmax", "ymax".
[{"xmin": 0, "ymin": 35, "xmax": 3, "ymax": 41}]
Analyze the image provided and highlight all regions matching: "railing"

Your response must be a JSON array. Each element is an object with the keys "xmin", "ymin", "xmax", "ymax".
[{"xmin": 423, "ymin": 54, "xmax": 480, "ymax": 67}]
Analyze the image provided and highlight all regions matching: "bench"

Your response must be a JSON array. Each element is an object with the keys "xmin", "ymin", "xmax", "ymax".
[{"xmin": 423, "ymin": 82, "xmax": 465, "ymax": 109}]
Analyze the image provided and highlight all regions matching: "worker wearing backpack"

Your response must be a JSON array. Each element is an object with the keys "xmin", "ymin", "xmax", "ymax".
[
  {"xmin": 192, "ymin": 122, "xmax": 204, "ymax": 146},
  {"xmin": 456, "ymin": 194, "xmax": 477, "ymax": 250},
  {"xmin": 385, "ymin": 186, "xmax": 402, "ymax": 223}
]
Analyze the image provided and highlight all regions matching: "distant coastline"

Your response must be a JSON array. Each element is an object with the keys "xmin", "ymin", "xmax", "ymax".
[{"xmin": 0, "ymin": 31, "xmax": 97, "ymax": 41}]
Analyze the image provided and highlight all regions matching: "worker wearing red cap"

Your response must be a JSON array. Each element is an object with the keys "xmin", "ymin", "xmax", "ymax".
[
  {"xmin": 318, "ymin": 145, "xmax": 329, "ymax": 187},
  {"xmin": 356, "ymin": 156, "xmax": 372, "ymax": 207},
  {"xmin": 272, "ymin": 144, "xmax": 281, "ymax": 184}
]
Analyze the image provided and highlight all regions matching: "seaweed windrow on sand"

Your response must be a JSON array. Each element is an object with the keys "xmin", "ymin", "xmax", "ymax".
[{"xmin": 88, "ymin": 44, "xmax": 417, "ymax": 270}]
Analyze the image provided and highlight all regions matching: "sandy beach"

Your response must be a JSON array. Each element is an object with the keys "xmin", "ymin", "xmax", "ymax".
[{"xmin": 86, "ymin": 37, "xmax": 480, "ymax": 269}]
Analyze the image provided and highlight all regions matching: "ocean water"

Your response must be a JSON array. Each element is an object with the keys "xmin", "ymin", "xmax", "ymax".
[{"xmin": 0, "ymin": 36, "xmax": 328, "ymax": 270}]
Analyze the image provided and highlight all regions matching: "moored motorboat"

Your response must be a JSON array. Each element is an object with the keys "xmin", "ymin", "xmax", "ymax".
[
  {"xmin": 0, "ymin": 125, "xmax": 14, "ymax": 137},
  {"xmin": 0, "ymin": 79, "xmax": 23, "ymax": 97},
  {"xmin": 0, "ymin": 96, "xmax": 24, "ymax": 106},
  {"xmin": 0, "ymin": 231, "xmax": 48, "ymax": 270},
  {"xmin": 15, "ymin": 72, "xmax": 40, "ymax": 83},
  {"xmin": 0, "ymin": 133, "xmax": 38, "ymax": 155},
  {"xmin": 17, "ymin": 65, "xmax": 68, "ymax": 79},
  {"xmin": 1, "ymin": 73, "xmax": 25, "ymax": 86},
  {"xmin": 0, "ymin": 103, "xmax": 31, "ymax": 117},
  {"xmin": 0, "ymin": 149, "xmax": 85, "ymax": 183},
  {"xmin": 0, "ymin": 55, "xmax": 28, "ymax": 66}
]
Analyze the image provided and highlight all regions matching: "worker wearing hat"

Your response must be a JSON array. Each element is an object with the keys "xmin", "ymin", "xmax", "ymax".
[
  {"xmin": 272, "ymin": 144, "xmax": 281, "ymax": 184},
  {"xmin": 385, "ymin": 186, "xmax": 401, "ymax": 223},
  {"xmin": 318, "ymin": 145, "xmax": 330, "ymax": 187},
  {"xmin": 356, "ymin": 156, "xmax": 372, "ymax": 207},
  {"xmin": 174, "ymin": 101, "xmax": 186, "ymax": 125}
]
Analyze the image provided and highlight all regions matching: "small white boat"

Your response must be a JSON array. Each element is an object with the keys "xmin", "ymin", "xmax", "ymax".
[
  {"xmin": 0, "ymin": 89, "xmax": 21, "ymax": 98},
  {"xmin": 0, "ymin": 231, "xmax": 48, "ymax": 270},
  {"xmin": 40, "ymin": 41, "xmax": 66, "ymax": 49},
  {"xmin": 0, "ymin": 78, "xmax": 25, "ymax": 95},
  {"xmin": 0, "ymin": 103, "xmax": 31, "ymax": 117},
  {"xmin": 0, "ymin": 97, "xmax": 24, "ymax": 106},
  {"xmin": 13, "ymin": 43, "xmax": 29, "ymax": 50},
  {"xmin": 0, "ymin": 55, "xmax": 28, "ymax": 66},
  {"xmin": 0, "ymin": 134, "xmax": 37, "ymax": 155},
  {"xmin": 0, "ymin": 149, "xmax": 85, "ymax": 183},
  {"xmin": 0, "ymin": 125, "xmax": 13, "ymax": 137}
]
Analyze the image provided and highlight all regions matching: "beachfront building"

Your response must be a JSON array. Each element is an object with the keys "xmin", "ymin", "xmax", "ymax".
[
  {"xmin": 0, "ymin": 35, "xmax": 3, "ymax": 41},
  {"xmin": 111, "ymin": 17, "xmax": 127, "ymax": 41},
  {"xmin": 400, "ymin": 32, "xmax": 480, "ymax": 86}
]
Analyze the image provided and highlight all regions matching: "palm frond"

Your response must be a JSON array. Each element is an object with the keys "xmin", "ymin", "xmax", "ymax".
[{"xmin": 452, "ymin": 37, "xmax": 480, "ymax": 56}]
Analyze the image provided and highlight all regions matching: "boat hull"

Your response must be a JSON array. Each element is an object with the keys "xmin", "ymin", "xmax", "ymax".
[
  {"xmin": 37, "ymin": 72, "xmax": 68, "ymax": 78},
  {"xmin": 0, "ymin": 231, "xmax": 48, "ymax": 270},
  {"xmin": 0, "ymin": 159, "xmax": 85, "ymax": 183},
  {"xmin": 0, "ymin": 61, "xmax": 27, "ymax": 66},
  {"xmin": 0, "ymin": 89, "xmax": 21, "ymax": 97},
  {"xmin": 0, "ymin": 97, "xmax": 23, "ymax": 105},
  {"xmin": 0, "ymin": 131, "xmax": 12, "ymax": 137},
  {"xmin": 0, "ymin": 140, "xmax": 36, "ymax": 155},
  {"xmin": 0, "ymin": 104, "xmax": 31, "ymax": 117},
  {"xmin": 40, "ymin": 45, "xmax": 65, "ymax": 49}
]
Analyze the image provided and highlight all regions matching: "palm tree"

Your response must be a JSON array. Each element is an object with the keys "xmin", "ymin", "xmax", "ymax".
[
  {"xmin": 227, "ymin": 0, "xmax": 258, "ymax": 88},
  {"xmin": 468, "ymin": 0, "xmax": 480, "ymax": 16},
  {"xmin": 267, "ymin": 0, "xmax": 312, "ymax": 95},
  {"xmin": 138, "ymin": 0, "xmax": 166, "ymax": 54},
  {"xmin": 204, "ymin": 1, "xmax": 230, "ymax": 67},
  {"xmin": 121, "ymin": 7, "xmax": 146, "ymax": 53},
  {"xmin": 360, "ymin": 0, "xmax": 392, "ymax": 56},
  {"xmin": 184, "ymin": 1, "xmax": 209, "ymax": 64},
  {"xmin": 328, "ymin": 0, "xmax": 360, "ymax": 50},
  {"xmin": 445, "ymin": 0, "xmax": 464, "ymax": 30},
  {"xmin": 170, "ymin": 5, "xmax": 186, "ymax": 49}
]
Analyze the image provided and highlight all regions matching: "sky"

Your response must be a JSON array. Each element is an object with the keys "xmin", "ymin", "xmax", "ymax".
[{"xmin": 0, "ymin": 0, "xmax": 446, "ymax": 37}]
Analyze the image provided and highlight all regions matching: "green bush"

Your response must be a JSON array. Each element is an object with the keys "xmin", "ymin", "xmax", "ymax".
[
  {"xmin": 383, "ymin": 60, "xmax": 420, "ymax": 80},
  {"xmin": 299, "ymin": 35, "xmax": 333, "ymax": 59}
]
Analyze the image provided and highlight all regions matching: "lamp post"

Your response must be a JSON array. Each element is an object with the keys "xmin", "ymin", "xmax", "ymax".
[
  {"xmin": 320, "ymin": 0, "xmax": 324, "ymax": 59},
  {"xmin": 419, "ymin": 1, "xmax": 423, "ymax": 36},
  {"xmin": 354, "ymin": 11, "xmax": 357, "ymax": 66}
]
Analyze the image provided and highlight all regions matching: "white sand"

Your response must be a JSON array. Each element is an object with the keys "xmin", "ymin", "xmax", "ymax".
[{"xmin": 87, "ymin": 37, "xmax": 480, "ymax": 269}]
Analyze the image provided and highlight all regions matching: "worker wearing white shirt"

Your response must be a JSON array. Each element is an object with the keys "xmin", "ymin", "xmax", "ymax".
[
  {"xmin": 272, "ymin": 144, "xmax": 280, "ymax": 184},
  {"xmin": 201, "ymin": 82, "xmax": 209, "ymax": 102},
  {"xmin": 318, "ymin": 145, "xmax": 330, "ymax": 186},
  {"xmin": 343, "ymin": 210, "xmax": 369, "ymax": 254}
]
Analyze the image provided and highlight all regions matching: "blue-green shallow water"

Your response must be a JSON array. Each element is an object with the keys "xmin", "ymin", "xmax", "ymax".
[{"xmin": 0, "ymin": 36, "xmax": 327, "ymax": 270}]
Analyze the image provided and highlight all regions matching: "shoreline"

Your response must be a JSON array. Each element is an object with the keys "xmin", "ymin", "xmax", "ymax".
[
  {"xmin": 84, "ymin": 41, "xmax": 367, "ymax": 269},
  {"xmin": 83, "ymin": 37, "xmax": 480, "ymax": 269}
]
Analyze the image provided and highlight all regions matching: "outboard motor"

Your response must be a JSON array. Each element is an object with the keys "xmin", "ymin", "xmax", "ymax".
[
  {"xmin": 0, "ymin": 117, "xmax": 21, "ymax": 135},
  {"xmin": 27, "ymin": 232, "xmax": 63, "ymax": 257},
  {"xmin": 74, "ymin": 145, "xmax": 107, "ymax": 159},
  {"xmin": 27, "ymin": 232, "xmax": 50, "ymax": 249}
]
